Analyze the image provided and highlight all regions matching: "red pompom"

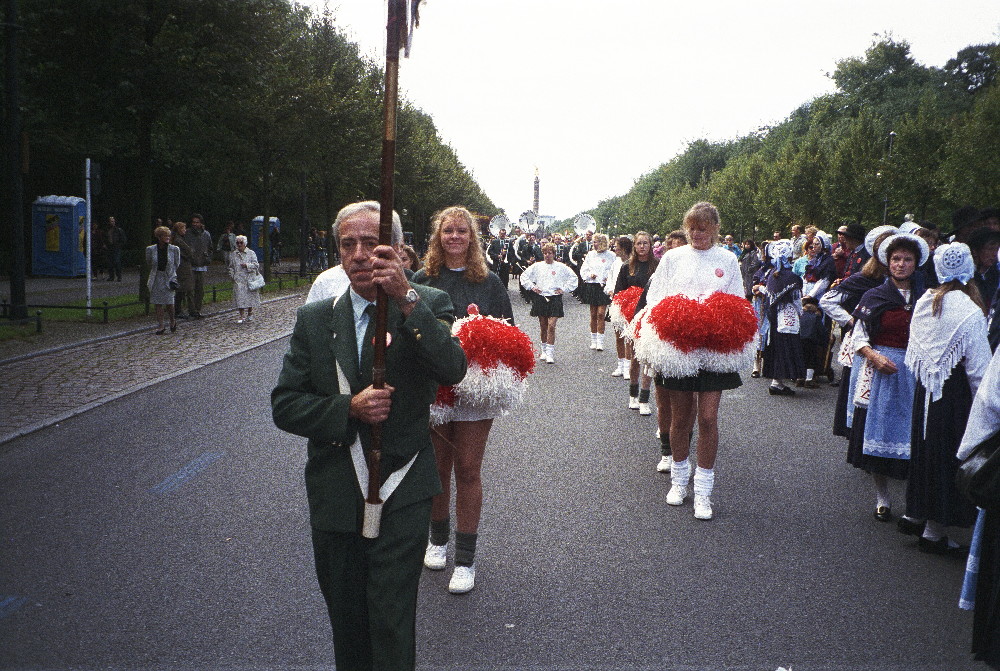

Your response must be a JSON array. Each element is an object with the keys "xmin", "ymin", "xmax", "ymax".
[
  {"xmin": 648, "ymin": 292, "xmax": 756, "ymax": 353},
  {"xmin": 612, "ymin": 286, "xmax": 644, "ymax": 323},
  {"xmin": 453, "ymin": 315, "xmax": 535, "ymax": 379},
  {"xmin": 435, "ymin": 384, "xmax": 456, "ymax": 407}
]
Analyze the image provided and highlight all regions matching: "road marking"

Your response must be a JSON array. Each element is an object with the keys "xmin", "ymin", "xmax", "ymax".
[
  {"xmin": 0, "ymin": 595, "xmax": 28, "ymax": 620},
  {"xmin": 150, "ymin": 450, "xmax": 226, "ymax": 494}
]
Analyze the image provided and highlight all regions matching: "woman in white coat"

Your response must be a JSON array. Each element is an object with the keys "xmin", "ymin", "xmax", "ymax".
[
  {"xmin": 228, "ymin": 235, "xmax": 261, "ymax": 323},
  {"xmin": 145, "ymin": 225, "xmax": 180, "ymax": 334}
]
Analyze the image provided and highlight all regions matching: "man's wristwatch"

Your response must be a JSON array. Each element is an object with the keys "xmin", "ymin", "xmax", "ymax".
[{"xmin": 399, "ymin": 288, "xmax": 420, "ymax": 305}]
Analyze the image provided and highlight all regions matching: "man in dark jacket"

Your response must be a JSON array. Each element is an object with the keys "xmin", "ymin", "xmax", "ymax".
[{"xmin": 272, "ymin": 201, "xmax": 466, "ymax": 671}]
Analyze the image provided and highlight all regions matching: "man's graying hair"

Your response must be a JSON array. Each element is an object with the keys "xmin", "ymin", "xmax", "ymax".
[{"xmin": 332, "ymin": 201, "xmax": 403, "ymax": 247}]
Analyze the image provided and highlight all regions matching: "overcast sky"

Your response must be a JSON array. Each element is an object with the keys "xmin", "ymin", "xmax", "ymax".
[{"xmin": 304, "ymin": 0, "xmax": 1000, "ymax": 221}]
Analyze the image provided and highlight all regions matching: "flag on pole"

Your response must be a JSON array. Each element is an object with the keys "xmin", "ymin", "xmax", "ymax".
[{"xmin": 403, "ymin": 0, "xmax": 423, "ymax": 57}]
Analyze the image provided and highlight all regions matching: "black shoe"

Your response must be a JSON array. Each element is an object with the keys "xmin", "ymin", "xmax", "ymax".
[
  {"xmin": 918, "ymin": 536, "xmax": 969, "ymax": 558},
  {"xmin": 750, "ymin": 371, "xmax": 760, "ymax": 378},
  {"xmin": 769, "ymin": 385, "xmax": 795, "ymax": 396},
  {"xmin": 155, "ymin": 328, "xmax": 166, "ymax": 335},
  {"xmin": 897, "ymin": 516, "xmax": 923, "ymax": 536},
  {"xmin": 176, "ymin": 313, "xmax": 189, "ymax": 319},
  {"xmin": 874, "ymin": 505, "xmax": 893, "ymax": 522},
  {"xmin": 192, "ymin": 313, "xmax": 204, "ymax": 319}
]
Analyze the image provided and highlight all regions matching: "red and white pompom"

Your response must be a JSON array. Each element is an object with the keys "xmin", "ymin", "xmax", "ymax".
[
  {"xmin": 635, "ymin": 292, "xmax": 757, "ymax": 377},
  {"xmin": 430, "ymin": 304, "xmax": 536, "ymax": 425},
  {"xmin": 609, "ymin": 286, "xmax": 643, "ymax": 336}
]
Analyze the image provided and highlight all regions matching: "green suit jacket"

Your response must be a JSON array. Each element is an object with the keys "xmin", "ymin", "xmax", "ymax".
[{"xmin": 271, "ymin": 283, "xmax": 467, "ymax": 533}]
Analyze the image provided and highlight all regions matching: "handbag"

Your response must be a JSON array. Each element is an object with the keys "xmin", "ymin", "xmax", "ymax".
[
  {"xmin": 247, "ymin": 272, "xmax": 265, "ymax": 291},
  {"xmin": 956, "ymin": 430, "xmax": 1000, "ymax": 511}
]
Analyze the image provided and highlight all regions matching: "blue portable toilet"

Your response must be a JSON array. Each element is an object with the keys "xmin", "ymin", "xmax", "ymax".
[
  {"xmin": 250, "ymin": 216, "xmax": 280, "ymax": 262},
  {"xmin": 32, "ymin": 196, "xmax": 88, "ymax": 276}
]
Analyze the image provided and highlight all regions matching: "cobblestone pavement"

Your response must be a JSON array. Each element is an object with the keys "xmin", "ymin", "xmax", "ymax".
[{"xmin": 0, "ymin": 291, "xmax": 306, "ymax": 445}]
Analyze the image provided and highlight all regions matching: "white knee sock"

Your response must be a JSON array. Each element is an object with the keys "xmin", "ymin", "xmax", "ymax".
[
  {"xmin": 693, "ymin": 466, "xmax": 715, "ymax": 497},
  {"xmin": 671, "ymin": 458, "xmax": 691, "ymax": 487}
]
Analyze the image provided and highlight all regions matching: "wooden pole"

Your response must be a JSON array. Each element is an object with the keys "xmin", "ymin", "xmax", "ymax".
[{"xmin": 364, "ymin": 0, "xmax": 406, "ymax": 531}]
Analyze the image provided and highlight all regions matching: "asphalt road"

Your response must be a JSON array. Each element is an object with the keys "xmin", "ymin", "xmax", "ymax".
[{"xmin": 0, "ymin": 286, "xmax": 988, "ymax": 670}]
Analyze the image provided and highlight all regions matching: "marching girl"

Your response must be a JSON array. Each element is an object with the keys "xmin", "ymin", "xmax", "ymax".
[
  {"xmin": 636, "ymin": 202, "xmax": 756, "ymax": 520},
  {"xmin": 903, "ymin": 242, "xmax": 990, "ymax": 555},
  {"xmin": 413, "ymin": 206, "xmax": 517, "ymax": 594},
  {"xmin": 614, "ymin": 231, "xmax": 657, "ymax": 413},
  {"xmin": 605, "ymin": 236, "xmax": 633, "ymax": 377},
  {"xmin": 749, "ymin": 243, "xmax": 774, "ymax": 378},
  {"xmin": 579, "ymin": 233, "xmax": 616, "ymax": 351},
  {"xmin": 520, "ymin": 242, "xmax": 579, "ymax": 364},
  {"xmin": 652, "ymin": 230, "xmax": 690, "ymax": 472},
  {"xmin": 848, "ymin": 232, "xmax": 929, "ymax": 523}
]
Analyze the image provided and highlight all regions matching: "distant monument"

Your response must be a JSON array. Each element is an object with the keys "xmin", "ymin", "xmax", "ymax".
[{"xmin": 533, "ymin": 168, "xmax": 540, "ymax": 215}]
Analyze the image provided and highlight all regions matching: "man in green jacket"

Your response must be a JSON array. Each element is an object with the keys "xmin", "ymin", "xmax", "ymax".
[{"xmin": 272, "ymin": 201, "xmax": 467, "ymax": 671}]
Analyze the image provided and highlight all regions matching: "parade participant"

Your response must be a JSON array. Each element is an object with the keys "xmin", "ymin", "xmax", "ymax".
[
  {"xmin": 823, "ymin": 226, "xmax": 896, "ymax": 437},
  {"xmin": 957, "ymin": 345, "xmax": 1000, "ymax": 668},
  {"xmin": 615, "ymin": 231, "xmax": 657, "ymax": 413},
  {"xmin": 605, "ymin": 235, "xmax": 633, "ymax": 376},
  {"xmin": 520, "ymin": 242, "xmax": 578, "ymax": 364},
  {"xmin": 749, "ymin": 243, "xmax": 774, "ymax": 378},
  {"xmin": 969, "ymin": 228, "xmax": 1000, "ymax": 312},
  {"xmin": 271, "ymin": 201, "xmax": 467, "ymax": 671},
  {"xmin": 738, "ymin": 239, "xmax": 761, "ymax": 300},
  {"xmin": 412, "ymin": 206, "xmax": 514, "ymax": 593},
  {"xmin": 485, "ymin": 228, "xmax": 512, "ymax": 286},
  {"xmin": 652, "ymin": 230, "xmax": 690, "ymax": 472},
  {"xmin": 638, "ymin": 202, "xmax": 755, "ymax": 520},
  {"xmin": 761, "ymin": 240, "xmax": 805, "ymax": 396},
  {"xmin": 229, "ymin": 235, "xmax": 262, "ymax": 323},
  {"xmin": 849, "ymin": 232, "xmax": 929, "ymax": 523},
  {"xmin": 145, "ymin": 226, "xmax": 180, "ymax": 335},
  {"xmin": 839, "ymin": 222, "xmax": 869, "ymax": 279},
  {"xmin": 903, "ymin": 242, "xmax": 990, "ymax": 555},
  {"xmin": 579, "ymin": 233, "xmax": 616, "ymax": 351},
  {"xmin": 802, "ymin": 233, "xmax": 838, "ymax": 385}
]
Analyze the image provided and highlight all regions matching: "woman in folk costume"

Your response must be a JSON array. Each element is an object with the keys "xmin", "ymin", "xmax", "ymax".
[
  {"xmin": 801, "ymin": 233, "xmax": 838, "ymax": 385},
  {"xmin": 848, "ymin": 233, "xmax": 929, "ymax": 523},
  {"xmin": 636, "ymin": 202, "xmax": 756, "ymax": 520},
  {"xmin": 822, "ymin": 226, "xmax": 897, "ymax": 438},
  {"xmin": 520, "ymin": 241, "xmax": 578, "ymax": 364},
  {"xmin": 578, "ymin": 233, "xmax": 616, "ymax": 351},
  {"xmin": 957, "ymin": 345, "xmax": 1000, "ymax": 668},
  {"xmin": 749, "ymin": 243, "xmax": 774, "ymax": 378},
  {"xmin": 760, "ymin": 240, "xmax": 806, "ymax": 396},
  {"xmin": 604, "ymin": 235, "xmax": 633, "ymax": 377},
  {"xmin": 901, "ymin": 243, "xmax": 991, "ymax": 555},
  {"xmin": 612, "ymin": 231, "xmax": 658, "ymax": 413},
  {"xmin": 414, "ymin": 206, "xmax": 523, "ymax": 594}
]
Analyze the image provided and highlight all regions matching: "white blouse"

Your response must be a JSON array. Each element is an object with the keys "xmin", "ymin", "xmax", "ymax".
[
  {"xmin": 646, "ymin": 245, "xmax": 743, "ymax": 306},
  {"xmin": 520, "ymin": 260, "xmax": 579, "ymax": 297},
  {"xmin": 580, "ymin": 249, "xmax": 616, "ymax": 285}
]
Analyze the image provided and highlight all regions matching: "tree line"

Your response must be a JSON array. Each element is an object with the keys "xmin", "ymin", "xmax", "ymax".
[
  {"xmin": 2, "ymin": 0, "xmax": 496, "ymax": 272},
  {"xmin": 585, "ymin": 37, "xmax": 1000, "ymax": 242}
]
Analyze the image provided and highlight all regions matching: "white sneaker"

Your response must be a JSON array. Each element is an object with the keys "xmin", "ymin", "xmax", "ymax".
[
  {"xmin": 666, "ymin": 484, "xmax": 688, "ymax": 506},
  {"xmin": 628, "ymin": 396, "xmax": 639, "ymax": 409},
  {"xmin": 448, "ymin": 565, "xmax": 476, "ymax": 594},
  {"xmin": 638, "ymin": 402, "xmax": 651, "ymax": 416},
  {"xmin": 594, "ymin": 336, "xmax": 604, "ymax": 351},
  {"xmin": 694, "ymin": 495, "xmax": 713, "ymax": 520},
  {"xmin": 656, "ymin": 456, "xmax": 672, "ymax": 473},
  {"xmin": 423, "ymin": 543, "xmax": 447, "ymax": 570},
  {"xmin": 589, "ymin": 335, "xmax": 597, "ymax": 350},
  {"xmin": 544, "ymin": 350, "xmax": 555, "ymax": 364},
  {"xmin": 611, "ymin": 361, "xmax": 624, "ymax": 377}
]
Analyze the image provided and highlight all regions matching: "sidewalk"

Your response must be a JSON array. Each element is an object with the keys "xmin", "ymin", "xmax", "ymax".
[{"xmin": 0, "ymin": 268, "xmax": 310, "ymax": 445}]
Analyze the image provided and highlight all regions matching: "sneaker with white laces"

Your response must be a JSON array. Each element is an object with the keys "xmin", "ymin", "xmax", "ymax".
[
  {"xmin": 423, "ymin": 543, "xmax": 447, "ymax": 570},
  {"xmin": 694, "ymin": 495, "xmax": 713, "ymax": 520},
  {"xmin": 638, "ymin": 402, "xmax": 652, "ymax": 416},
  {"xmin": 628, "ymin": 396, "xmax": 639, "ymax": 409},
  {"xmin": 448, "ymin": 565, "xmax": 475, "ymax": 593},
  {"xmin": 656, "ymin": 456, "xmax": 671, "ymax": 473},
  {"xmin": 666, "ymin": 484, "xmax": 688, "ymax": 506}
]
